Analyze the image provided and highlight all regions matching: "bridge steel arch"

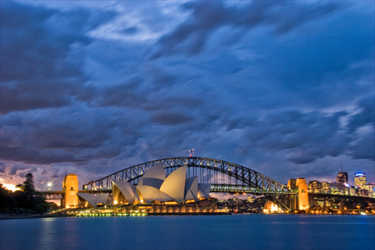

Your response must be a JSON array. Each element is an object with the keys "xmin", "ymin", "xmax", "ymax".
[{"xmin": 83, "ymin": 157, "xmax": 291, "ymax": 210}]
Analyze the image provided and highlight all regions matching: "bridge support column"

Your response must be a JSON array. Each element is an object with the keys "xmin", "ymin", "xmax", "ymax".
[{"xmin": 340, "ymin": 202, "xmax": 343, "ymax": 213}]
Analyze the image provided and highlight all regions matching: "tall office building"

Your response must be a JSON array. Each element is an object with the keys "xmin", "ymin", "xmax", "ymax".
[
  {"xmin": 336, "ymin": 165, "xmax": 348, "ymax": 184},
  {"xmin": 362, "ymin": 183, "xmax": 375, "ymax": 198},
  {"xmin": 354, "ymin": 172, "xmax": 366, "ymax": 186}
]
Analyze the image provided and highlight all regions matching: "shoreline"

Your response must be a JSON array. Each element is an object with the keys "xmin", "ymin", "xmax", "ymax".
[
  {"xmin": 0, "ymin": 214, "xmax": 73, "ymax": 220},
  {"xmin": 2, "ymin": 212, "xmax": 373, "ymax": 220}
]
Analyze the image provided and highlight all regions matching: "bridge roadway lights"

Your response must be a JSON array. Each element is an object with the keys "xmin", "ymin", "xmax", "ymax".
[
  {"xmin": 210, "ymin": 185, "xmax": 297, "ymax": 195},
  {"xmin": 75, "ymin": 212, "xmax": 147, "ymax": 217}
]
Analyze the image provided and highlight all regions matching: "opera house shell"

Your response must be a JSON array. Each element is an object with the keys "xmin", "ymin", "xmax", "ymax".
[
  {"xmin": 76, "ymin": 193, "xmax": 109, "ymax": 207},
  {"xmin": 77, "ymin": 163, "xmax": 211, "ymax": 206},
  {"xmin": 113, "ymin": 163, "xmax": 211, "ymax": 205}
]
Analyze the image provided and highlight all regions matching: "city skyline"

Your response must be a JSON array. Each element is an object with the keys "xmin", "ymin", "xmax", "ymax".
[{"xmin": 1, "ymin": 1, "xmax": 374, "ymax": 190}]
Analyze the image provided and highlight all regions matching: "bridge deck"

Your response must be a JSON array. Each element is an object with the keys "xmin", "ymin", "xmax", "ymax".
[{"xmin": 42, "ymin": 186, "xmax": 374, "ymax": 201}]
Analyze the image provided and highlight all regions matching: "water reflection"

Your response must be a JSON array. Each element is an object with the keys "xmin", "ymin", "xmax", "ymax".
[{"xmin": 0, "ymin": 215, "xmax": 374, "ymax": 250}]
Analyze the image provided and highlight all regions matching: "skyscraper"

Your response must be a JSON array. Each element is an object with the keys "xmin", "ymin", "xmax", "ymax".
[
  {"xmin": 336, "ymin": 165, "xmax": 348, "ymax": 184},
  {"xmin": 354, "ymin": 172, "xmax": 366, "ymax": 186}
]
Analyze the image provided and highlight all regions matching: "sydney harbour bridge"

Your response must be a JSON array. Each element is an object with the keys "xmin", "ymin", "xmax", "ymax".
[{"xmin": 43, "ymin": 157, "xmax": 374, "ymax": 212}]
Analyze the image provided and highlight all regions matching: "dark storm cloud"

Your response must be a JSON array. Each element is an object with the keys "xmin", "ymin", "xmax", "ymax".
[
  {"xmin": 1, "ymin": 81, "xmax": 78, "ymax": 114},
  {"xmin": 0, "ymin": 105, "xmax": 147, "ymax": 165},
  {"xmin": 348, "ymin": 95, "xmax": 375, "ymax": 132},
  {"xmin": 81, "ymin": 81, "xmax": 146, "ymax": 108},
  {"xmin": 151, "ymin": 111, "xmax": 194, "ymax": 125},
  {"xmin": 350, "ymin": 134, "xmax": 375, "ymax": 160},
  {"xmin": 151, "ymin": 1, "xmax": 343, "ymax": 57},
  {"xmin": 0, "ymin": 1, "xmax": 117, "ymax": 114},
  {"xmin": 236, "ymin": 110, "xmax": 351, "ymax": 164},
  {"xmin": 232, "ymin": 1, "xmax": 342, "ymax": 34},
  {"xmin": 8, "ymin": 165, "xmax": 30, "ymax": 176},
  {"xmin": 0, "ymin": 1, "xmax": 374, "ymax": 188}
]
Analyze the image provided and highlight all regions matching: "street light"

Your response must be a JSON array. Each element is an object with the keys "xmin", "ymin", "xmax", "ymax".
[{"xmin": 47, "ymin": 182, "xmax": 52, "ymax": 191}]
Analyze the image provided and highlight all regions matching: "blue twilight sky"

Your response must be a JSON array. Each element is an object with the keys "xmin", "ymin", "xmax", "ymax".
[{"xmin": 0, "ymin": 0, "xmax": 374, "ymax": 190}]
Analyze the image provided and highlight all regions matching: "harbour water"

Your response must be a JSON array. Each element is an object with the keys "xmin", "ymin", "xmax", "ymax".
[{"xmin": 1, "ymin": 215, "xmax": 374, "ymax": 250}]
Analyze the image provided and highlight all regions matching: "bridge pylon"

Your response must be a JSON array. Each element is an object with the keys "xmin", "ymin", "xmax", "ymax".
[
  {"xmin": 288, "ymin": 178, "xmax": 309, "ymax": 211},
  {"xmin": 62, "ymin": 174, "xmax": 79, "ymax": 208}
]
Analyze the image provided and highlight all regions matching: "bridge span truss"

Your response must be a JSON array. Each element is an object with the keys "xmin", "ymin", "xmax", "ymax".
[{"xmin": 83, "ymin": 157, "xmax": 293, "ymax": 210}]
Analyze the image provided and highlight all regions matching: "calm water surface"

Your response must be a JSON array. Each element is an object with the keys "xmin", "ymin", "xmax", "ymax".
[{"xmin": 1, "ymin": 215, "xmax": 374, "ymax": 250}]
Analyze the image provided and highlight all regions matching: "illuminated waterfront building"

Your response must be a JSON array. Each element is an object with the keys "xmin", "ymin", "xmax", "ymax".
[
  {"xmin": 359, "ymin": 189, "xmax": 369, "ymax": 197},
  {"xmin": 308, "ymin": 180, "xmax": 321, "ymax": 193},
  {"xmin": 111, "ymin": 163, "xmax": 211, "ymax": 205},
  {"xmin": 362, "ymin": 183, "xmax": 375, "ymax": 198},
  {"xmin": 321, "ymin": 181, "xmax": 330, "ymax": 192},
  {"xmin": 247, "ymin": 196, "xmax": 254, "ymax": 203},
  {"xmin": 76, "ymin": 164, "xmax": 212, "ymax": 207},
  {"xmin": 347, "ymin": 186, "xmax": 356, "ymax": 196},
  {"xmin": 328, "ymin": 183, "xmax": 347, "ymax": 195},
  {"xmin": 354, "ymin": 172, "xmax": 366, "ymax": 186}
]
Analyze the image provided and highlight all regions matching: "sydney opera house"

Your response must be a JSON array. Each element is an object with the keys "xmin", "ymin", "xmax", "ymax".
[{"xmin": 77, "ymin": 163, "xmax": 211, "ymax": 207}]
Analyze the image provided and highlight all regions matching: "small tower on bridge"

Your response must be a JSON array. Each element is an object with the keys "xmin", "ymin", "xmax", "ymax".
[{"xmin": 62, "ymin": 174, "xmax": 79, "ymax": 209}]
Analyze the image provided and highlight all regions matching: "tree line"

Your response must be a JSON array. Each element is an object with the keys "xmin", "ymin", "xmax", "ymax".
[{"xmin": 0, "ymin": 173, "xmax": 50, "ymax": 214}]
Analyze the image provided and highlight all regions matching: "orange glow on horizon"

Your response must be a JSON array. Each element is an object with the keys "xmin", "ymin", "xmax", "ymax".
[{"xmin": 1, "ymin": 183, "xmax": 20, "ymax": 192}]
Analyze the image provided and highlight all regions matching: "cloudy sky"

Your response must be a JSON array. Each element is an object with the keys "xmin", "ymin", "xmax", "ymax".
[{"xmin": 1, "ymin": 0, "xmax": 374, "ymax": 190}]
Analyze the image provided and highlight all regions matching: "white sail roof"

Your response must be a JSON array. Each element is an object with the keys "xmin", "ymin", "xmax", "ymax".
[
  {"xmin": 77, "ymin": 193, "xmax": 97, "ymax": 207},
  {"xmin": 184, "ymin": 176, "xmax": 198, "ymax": 201},
  {"xmin": 113, "ymin": 180, "xmax": 138, "ymax": 204},
  {"xmin": 138, "ymin": 163, "xmax": 165, "ymax": 187},
  {"xmin": 77, "ymin": 193, "xmax": 108, "ymax": 207},
  {"xmin": 134, "ymin": 164, "xmax": 210, "ymax": 204},
  {"xmin": 112, "ymin": 185, "xmax": 121, "ymax": 204},
  {"xmin": 96, "ymin": 193, "xmax": 109, "ymax": 204},
  {"xmin": 141, "ymin": 178, "xmax": 164, "ymax": 189},
  {"xmin": 137, "ymin": 185, "xmax": 158, "ymax": 203},
  {"xmin": 160, "ymin": 165, "xmax": 187, "ymax": 204},
  {"xmin": 198, "ymin": 184, "xmax": 211, "ymax": 199},
  {"xmin": 152, "ymin": 190, "xmax": 173, "ymax": 202}
]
